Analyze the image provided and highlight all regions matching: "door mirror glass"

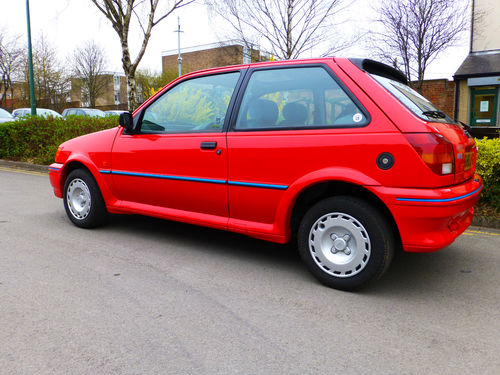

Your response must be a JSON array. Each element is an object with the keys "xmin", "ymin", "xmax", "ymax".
[{"xmin": 119, "ymin": 112, "xmax": 134, "ymax": 130}]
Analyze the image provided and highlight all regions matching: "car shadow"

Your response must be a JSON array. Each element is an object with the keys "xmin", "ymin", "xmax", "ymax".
[
  {"xmin": 106, "ymin": 213, "xmax": 302, "ymax": 268},
  {"xmin": 102, "ymin": 214, "xmax": 471, "ymax": 296}
]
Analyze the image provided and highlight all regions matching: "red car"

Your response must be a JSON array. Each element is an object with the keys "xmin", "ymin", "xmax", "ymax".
[{"xmin": 49, "ymin": 58, "xmax": 482, "ymax": 290}]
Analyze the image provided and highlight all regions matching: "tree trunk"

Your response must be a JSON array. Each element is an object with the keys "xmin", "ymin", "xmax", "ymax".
[{"xmin": 126, "ymin": 74, "xmax": 137, "ymax": 111}]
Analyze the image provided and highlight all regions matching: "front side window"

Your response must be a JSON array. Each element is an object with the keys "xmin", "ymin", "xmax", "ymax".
[
  {"xmin": 141, "ymin": 72, "xmax": 240, "ymax": 133},
  {"xmin": 372, "ymin": 74, "xmax": 456, "ymax": 124},
  {"xmin": 234, "ymin": 66, "xmax": 367, "ymax": 130}
]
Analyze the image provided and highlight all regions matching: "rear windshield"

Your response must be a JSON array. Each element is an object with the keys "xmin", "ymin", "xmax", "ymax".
[{"xmin": 372, "ymin": 74, "xmax": 456, "ymax": 124}]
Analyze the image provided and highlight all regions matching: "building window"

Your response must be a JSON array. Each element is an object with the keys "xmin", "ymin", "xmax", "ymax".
[
  {"xmin": 243, "ymin": 45, "xmax": 251, "ymax": 64},
  {"xmin": 114, "ymin": 92, "xmax": 120, "ymax": 105},
  {"xmin": 114, "ymin": 75, "xmax": 121, "ymax": 90},
  {"xmin": 81, "ymin": 87, "xmax": 89, "ymax": 107}
]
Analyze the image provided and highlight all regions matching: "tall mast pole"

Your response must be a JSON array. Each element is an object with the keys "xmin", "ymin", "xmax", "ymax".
[
  {"xmin": 174, "ymin": 16, "xmax": 184, "ymax": 77},
  {"xmin": 26, "ymin": 0, "xmax": 36, "ymax": 115}
]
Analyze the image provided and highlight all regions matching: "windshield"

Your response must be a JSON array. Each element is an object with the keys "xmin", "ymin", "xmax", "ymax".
[{"xmin": 372, "ymin": 74, "xmax": 456, "ymax": 124}]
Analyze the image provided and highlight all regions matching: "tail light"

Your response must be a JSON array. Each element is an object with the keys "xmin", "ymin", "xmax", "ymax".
[{"xmin": 405, "ymin": 133, "xmax": 455, "ymax": 175}]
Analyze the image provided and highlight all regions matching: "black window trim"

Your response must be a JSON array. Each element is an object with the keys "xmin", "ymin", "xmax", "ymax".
[
  {"xmin": 130, "ymin": 69, "xmax": 248, "ymax": 135},
  {"xmin": 227, "ymin": 63, "xmax": 372, "ymax": 132}
]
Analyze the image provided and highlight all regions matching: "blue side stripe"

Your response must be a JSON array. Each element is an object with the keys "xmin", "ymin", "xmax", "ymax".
[
  {"xmin": 396, "ymin": 186, "xmax": 482, "ymax": 203},
  {"xmin": 109, "ymin": 170, "xmax": 226, "ymax": 185},
  {"xmin": 99, "ymin": 170, "xmax": 288, "ymax": 190},
  {"xmin": 227, "ymin": 180, "xmax": 289, "ymax": 190},
  {"xmin": 48, "ymin": 167, "xmax": 60, "ymax": 172}
]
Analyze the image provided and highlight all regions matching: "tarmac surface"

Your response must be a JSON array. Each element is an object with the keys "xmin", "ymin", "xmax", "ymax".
[{"xmin": 1, "ymin": 165, "xmax": 499, "ymax": 374}]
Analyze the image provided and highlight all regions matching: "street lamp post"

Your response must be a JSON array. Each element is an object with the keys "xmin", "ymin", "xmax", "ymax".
[
  {"xmin": 174, "ymin": 16, "xmax": 183, "ymax": 77},
  {"xmin": 26, "ymin": 0, "xmax": 36, "ymax": 116}
]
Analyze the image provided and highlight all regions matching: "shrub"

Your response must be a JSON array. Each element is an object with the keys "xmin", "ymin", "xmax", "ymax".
[
  {"xmin": 0, "ymin": 116, "xmax": 118, "ymax": 165},
  {"xmin": 475, "ymin": 137, "xmax": 500, "ymax": 211}
]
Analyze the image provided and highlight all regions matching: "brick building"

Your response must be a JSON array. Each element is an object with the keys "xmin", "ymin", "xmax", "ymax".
[
  {"xmin": 0, "ymin": 82, "xmax": 24, "ymax": 111},
  {"xmin": 418, "ymin": 79, "xmax": 456, "ymax": 118},
  {"xmin": 162, "ymin": 41, "xmax": 268, "ymax": 75},
  {"xmin": 68, "ymin": 72, "xmax": 128, "ymax": 110}
]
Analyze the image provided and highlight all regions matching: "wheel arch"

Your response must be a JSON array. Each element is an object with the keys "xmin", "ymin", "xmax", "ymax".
[
  {"xmin": 59, "ymin": 157, "xmax": 115, "ymax": 206},
  {"xmin": 288, "ymin": 180, "xmax": 401, "ymax": 248},
  {"xmin": 59, "ymin": 160, "xmax": 89, "ymax": 193}
]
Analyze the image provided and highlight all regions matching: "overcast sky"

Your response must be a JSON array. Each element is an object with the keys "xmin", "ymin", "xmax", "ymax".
[{"xmin": 1, "ymin": 0, "xmax": 470, "ymax": 79}]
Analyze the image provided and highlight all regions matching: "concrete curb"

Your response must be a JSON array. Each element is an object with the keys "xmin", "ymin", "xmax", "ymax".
[{"xmin": 0, "ymin": 159, "xmax": 48, "ymax": 173}]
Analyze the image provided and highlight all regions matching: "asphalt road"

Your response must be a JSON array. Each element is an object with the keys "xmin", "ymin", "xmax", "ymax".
[{"xmin": 1, "ymin": 166, "xmax": 499, "ymax": 374}]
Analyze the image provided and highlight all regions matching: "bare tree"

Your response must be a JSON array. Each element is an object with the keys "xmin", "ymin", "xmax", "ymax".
[
  {"xmin": 373, "ymin": 0, "xmax": 469, "ymax": 91},
  {"xmin": 72, "ymin": 41, "xmax": 108, "ymax": 108},
  {"xmin": 0, "ymin": 32, "xmax": 23, "ymax": 110},
  {"xmin": 89, "ymin": 0, "xmax": 195, "ymax": 111},
  {"xmin": 20, "ymin": 35, "xmax": 70, "ymax": 112},
  {"xmin": 205, "ymin": 0, "xmax": 353, "ymax": 60}
]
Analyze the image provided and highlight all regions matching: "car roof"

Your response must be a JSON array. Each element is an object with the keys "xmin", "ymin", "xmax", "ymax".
[
  {"xmin": 14, "ymin": 107, "xmax": 55, "ymax": 111},
  {"xmin": 134, "ymin": 57, "xmax": 407, "ymax": 115},
  {"xmin": 172, "ymin": 57, "xmax": 336, "ymax": 81}
]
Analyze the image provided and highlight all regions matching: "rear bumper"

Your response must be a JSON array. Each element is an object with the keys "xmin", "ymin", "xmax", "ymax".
[
  {"xmin": 370, "ymin": 175, "xmax": 483, "ymax": 252},
  {"xmin": 49, "ymin": 163, "xmax": 63, "ymax": 198}
]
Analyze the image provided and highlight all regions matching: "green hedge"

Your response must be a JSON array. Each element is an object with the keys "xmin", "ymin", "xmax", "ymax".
[
  {"xmin": 0, "ymin": 116, "xmax": 118, "ymax": 165},
  {"xmin": 475, "ymin": 137, "xmax": 500, "ymax": 211}
]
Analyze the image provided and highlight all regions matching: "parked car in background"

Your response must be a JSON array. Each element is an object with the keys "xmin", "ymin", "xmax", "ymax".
[
  {"xmin": 12, "ymin": 108, "xmax": 62, "ymax": 119},
  {"xmin": 0, "ymin": 108, "xmax": 14, "ymax": 123},
  {"xmin": 62, "ymin": 108, "xmax": 106, "ymax": 118},
  {"xmin": 105, "ymin": 110, "xmax": 128, "ymax": 116},
  {"xmin": 49, "ymin": 57, "xmax": 482, "ymax": 291}
]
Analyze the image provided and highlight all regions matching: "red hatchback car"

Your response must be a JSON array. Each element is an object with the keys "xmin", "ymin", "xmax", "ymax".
[{"xmin": 49, "ymin": 58, "xmax": 482, "ymax": 290}]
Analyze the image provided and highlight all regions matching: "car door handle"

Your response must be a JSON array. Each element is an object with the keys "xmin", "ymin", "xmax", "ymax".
[{"xmin": 200, "ymin": 141, "xmax": 217, "ymax": 150}]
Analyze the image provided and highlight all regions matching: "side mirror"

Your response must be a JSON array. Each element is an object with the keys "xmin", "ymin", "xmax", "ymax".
[{"xmin": 119, "ymin": 112, "xmax": 134, "ymax": 130}]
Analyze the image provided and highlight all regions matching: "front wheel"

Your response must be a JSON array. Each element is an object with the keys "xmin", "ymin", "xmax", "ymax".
[
  {"xmin": 63, "ymin": 168, "xmax": 108, "ymax": 228},
  {"xmin": 297, "ymin": 196, "xmax": 394, "ymax": 291}
]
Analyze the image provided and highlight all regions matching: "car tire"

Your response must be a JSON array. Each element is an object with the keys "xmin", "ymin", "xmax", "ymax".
[
  {"xmin": 63, "ymin": 168, "xmax": 108, "ymax": 228},
  {"xmin": 297, "ymin": 196, "xmax": 394, "ymax": 291}
]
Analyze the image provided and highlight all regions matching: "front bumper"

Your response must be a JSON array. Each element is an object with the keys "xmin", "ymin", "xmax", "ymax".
[
  {"xmin": 49, "ymin": 163, "xmax": 64, "ymax": 198},
  {"xmin": 370, "ymin": 174, "xmax": 483, "ymax": 252}
]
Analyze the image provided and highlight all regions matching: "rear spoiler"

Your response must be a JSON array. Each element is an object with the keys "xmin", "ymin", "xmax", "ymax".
[{"xmin": 349, "ymin": 58, "xmax": 408, "ymax": 85}]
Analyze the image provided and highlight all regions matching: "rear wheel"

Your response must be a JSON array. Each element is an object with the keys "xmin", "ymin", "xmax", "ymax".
[
  {"xmin": 63, "ymin": 169, "xmax": 108, "ymax": 228},
  {"xmin": 297, "ymin": 196, "xmax": 394, "ymax": 291}
]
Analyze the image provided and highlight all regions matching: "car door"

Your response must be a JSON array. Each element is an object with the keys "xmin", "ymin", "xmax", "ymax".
[
  {"xmin": 110, "ymin": 70, "xmax": 242, "ymax": 222},
  {"xmin": 226, "ymin": 64, "xmax": 391, "ymax": 231}
]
